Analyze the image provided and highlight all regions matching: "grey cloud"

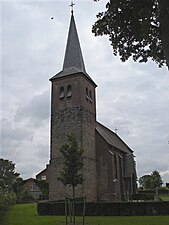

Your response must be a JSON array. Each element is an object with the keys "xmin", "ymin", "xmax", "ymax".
[
  {"xmin": 36, "ymin": 144, "xmax": 50, "ymax": 159},
  {"xmin": 1, "ymin": 119, "xmax": 34, "ymax": 157},
  {"xmin": 162, "ymin": 172, "xmax": 169, "ymax": 185},
  {"xmin": 1, "ymin": 1, "xmax": 169, "ymax": 182},
  {"xmin": 15, "ymin": 90, "xmax": 50, "ymax": 127},
  {"xmin": 17, "ymin": 141, "xmax": 50, "ymax": 179},
  {"xmin": 17, "ymin": 160, "xmax": 45, "ymax": 179}
]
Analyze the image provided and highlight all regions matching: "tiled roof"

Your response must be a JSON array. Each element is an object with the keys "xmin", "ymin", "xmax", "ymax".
[
  {"xmin": 36, "ymin": 168, "xmax": 47, "ymax": 177},
  {"xmin": 96, "ymin": 121, "xmax": 133, "ymax": 154}
]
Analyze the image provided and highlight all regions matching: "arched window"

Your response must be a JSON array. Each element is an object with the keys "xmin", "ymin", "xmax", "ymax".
[
  {"xmin": 86, "ymin": 87, "xmax": 89, "ymax": 101},
  {"xmin": 114, "ymin": 154, "xmax": 118, "ymax": 180},
  {"xmin": 89, "ymin": 90, "xmax": 93, "ymax": 103},
  {"xmin": 89, "ymin": 90, "xmax": 92, "ymax": 99},
  {"xmin": 67, "ymin": 85, "xmax": 72, "ymax": 98},
  {"xmin": 59, "ymin": 86, "xmax": 64, "ymax": 99}
]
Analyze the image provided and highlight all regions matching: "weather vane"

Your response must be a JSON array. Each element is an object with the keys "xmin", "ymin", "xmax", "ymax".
[{"xmin": 70, "ymin": 1, "xmax": 75, "ymax": 14}]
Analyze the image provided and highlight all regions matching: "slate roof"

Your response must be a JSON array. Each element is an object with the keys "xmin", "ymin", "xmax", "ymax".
[
  {"xmin": 50, "ymin": 13, "xmax": 96, "ymax": 86},
  {"xmin": 96, "ymin": 121, "xmax": 133, "ymax": 154}
]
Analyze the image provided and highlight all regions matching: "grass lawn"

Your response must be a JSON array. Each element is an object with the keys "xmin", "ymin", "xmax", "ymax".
[
  {"xmin": 2, "ymin": 203, "xmax": 169, "ymax": 225},
  {"xmin": 160, "ymin": 195, "xmax": 169, "ymax": 201}
]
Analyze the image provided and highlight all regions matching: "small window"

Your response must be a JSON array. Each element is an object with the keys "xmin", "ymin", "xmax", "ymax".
[
  {"xmin": 59, "ymin": 86, "xmax": 64, "ymax": 99},
  {"xmin": 41, "ymin": 176, "xmax": 46, "ymax": 180},
  {"xmin": 30, "ymin": 184, "xmax": 33, "ymax": 191},
  {"xmin": 89, "ymin": 90, "xmax": 93, "ymax": 103},
  {"xmin": 114, "ymin": 154, "xmax": 118, "ymax": 179},
  {"xmin": 89, "ymin": 90, "xmax": 92, "ymax": 99},
  {"xmin": 86, "ymin": 87, "xmax": 89, "ymax": 101},
  {"xmin": 67, "ymin": 85, "xmax": 72, "ymax": 98},
  {"xmin": 30, "ymin": 183, "xmax": 39, "ymax": 191}
]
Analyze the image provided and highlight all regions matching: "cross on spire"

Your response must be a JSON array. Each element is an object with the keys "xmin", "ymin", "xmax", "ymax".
[{"xmin": 70, "ymin": 1, "xmax": 75, "ymax": 14}]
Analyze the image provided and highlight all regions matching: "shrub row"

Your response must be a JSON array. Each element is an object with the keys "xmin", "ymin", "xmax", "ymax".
[
  {"xmin": 131, "ymin": 193, "xmax": 155, "ymax": 201},
  {"xmin": 159, "ymin": 188, "xmax": 169, "ymax": 195},
  {"xmin": 138, "ymin": 188, "xmax": 169, "ymax": 195},
  {"xmin": 37, "ymin": 200, "xmax": 169, "ymax": 216},
  {"xmin": 0, "ymin": 193, "xmax": 16, "ymax": 219}
]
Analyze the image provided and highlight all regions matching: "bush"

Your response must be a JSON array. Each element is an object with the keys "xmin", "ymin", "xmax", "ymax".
[
  {"xmin": 131, "ymin": 193, "xmax": 154, "ymax": 201},
  {"xmin": 138, "ymin": 189, "xmax": 155, "ymax": 194},
  {"xmin": 39, "ymin": 194, "xmax": 49, "ymax": 200},
  {"xmin": 37, "ymin": 200, "xmax": 169, "ymax": 216},
  {"xmin": 138, "ymin": 188, "xmax": 169, "ymax": 195},
  {"xmin": 0, "ymin": 192, "xmax": 16, "ymax": 219},
  {"xmin": 159, "ymin": 187, "xmax": 169, "ymax": 195},
  {"xmin": 16, "ymin": 190, "xmax": 35, "ymax": 203}
]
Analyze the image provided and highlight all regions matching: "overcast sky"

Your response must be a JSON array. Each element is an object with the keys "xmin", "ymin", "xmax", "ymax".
[{"xmin": 1, "ymin": 0, "xmax": 169, "ymax": 184}]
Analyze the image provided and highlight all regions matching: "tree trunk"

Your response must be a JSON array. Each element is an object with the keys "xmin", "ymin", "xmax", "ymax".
[
  {"xmin": 65, "ymin": 198, "xmax": 68, "ymax": 225},
  {"xmin": 155, "ymin": 187, "xmax": 159, "ymax": 201},
  {"xmin": 72, "ymin": 185, "xmax": 75, "ymax": 225},
  {"xmin": 158, "ymin": 0, "xmax": 169, "ymax": 69}
]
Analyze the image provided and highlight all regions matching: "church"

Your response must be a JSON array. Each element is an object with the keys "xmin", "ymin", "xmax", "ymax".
[{"xmin": 48, "ymin": 11, "xmax": 137, "ymax": 202}]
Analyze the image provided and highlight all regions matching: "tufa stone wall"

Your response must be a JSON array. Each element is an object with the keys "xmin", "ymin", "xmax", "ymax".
[{"xmin": 49, "ymin": 74, "xmax": 97, "ymax": 202}]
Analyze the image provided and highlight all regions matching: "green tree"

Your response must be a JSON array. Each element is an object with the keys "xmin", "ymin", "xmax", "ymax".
[
  {"xmin": 58, "ymin": 133, "xmax": 84, "ymax": 225},
  {"xmin": 139, "ymin": 174, "xmax": 152, "ymax": 189},
  {"xmin": 151, "ymin": 170, "xmax": 163, "ymax": 189},
  {"xmin": 0, "ymin": 158, "xmax": 20, "ymax": 193},
  {"xmin": 12, "ymin": 177, "xmax": 23, "ymax": 197},
  {"xmin": 139, "ymin": 170, "xmax": 163, "ymax": 189},
  {"xmin": 93, "ymin": 0, "xmax": 169, "ymax": 68}
]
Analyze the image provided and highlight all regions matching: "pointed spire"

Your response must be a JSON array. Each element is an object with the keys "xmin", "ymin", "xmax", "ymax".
[
  {"xmin": 50, "ymin": 12, "xmax": 96, "ymax": 86},
  {"xmin": 63, "ymin": 13, "xmax": 86, "ymax": 73}
]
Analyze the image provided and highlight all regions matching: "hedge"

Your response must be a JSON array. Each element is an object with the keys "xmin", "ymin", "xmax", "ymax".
[
  {"xmin": 37, "ymin": 200, "xmax": 169, "ymax": 216},
  {"xmin": 138, "ymin": 188, "xmax": 169, "ymax": 195},
  {"xmin": 131, "ymin": 193, "xmax": 155, "ymax": 201},
  {"xmin": 0, "ymin": 193, "xmax": 16, "ymax": 220}
]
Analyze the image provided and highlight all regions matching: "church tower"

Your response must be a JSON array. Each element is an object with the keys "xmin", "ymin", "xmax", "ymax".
[{"xmin": 49, "ymin": 12, "xmax": 97, "ymax": 202}]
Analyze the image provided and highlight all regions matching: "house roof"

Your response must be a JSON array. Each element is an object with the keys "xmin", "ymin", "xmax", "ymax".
[
  {"xmin": 36, "ymin": 165, "xmax": 48, "ymax": 178},
  {"xmin": 22, "ymin": 178, "xmax": 36, "ymax": 184},
  {"xmin": 50, "ymin": 12, "xmax": 96, "ymax": 86},
  {"xmin": 96, "ymin": 121, "xmax": 133, "ymax": 154}
]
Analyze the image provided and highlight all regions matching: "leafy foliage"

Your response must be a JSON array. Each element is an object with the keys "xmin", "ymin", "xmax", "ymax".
[
  {"xmin": 12, "ymin": 177, "xmax": 24, "ymax": 197},
  {"xmin": 93, "ymin": 0, "xmax": 169, "ymax": 67},
  {"xmin": 0, "ymin": 158, "xmax": 20, "ymax": 193},
  {"xmin": 132, "ymin": 193, "xmax": 155, "ymax": 201},
  {"xmin": 139, "ymin": 175, "xmax": 152, "ymax": 189},
  {"xmin": 139, "ymin": 170, "xmax": 163, "ymax": 189},
  {"xmin": 16, "ymin": 190, "xmax": 35, "ymax": 203},
  {"xmin": 38, "ymin": 201, "xmax": 169, "ymax": 216},
  {"xmin": 151, "ymin": 170, "xmax": 163, "ymax": 188},
  {"xmin": 0, "ymin": 192, "xmax": 16, "ymax": 220},
  {"xmin": 58, "ymin": 133, "xmax": 84, "ymax": 225},
  {"xmin": 58, "ymin": 133, "xmax": 84, "ymax": 188},
  {"xmin": 34, "ymin": 180, "xmax": 49, "ymax": 194}
]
